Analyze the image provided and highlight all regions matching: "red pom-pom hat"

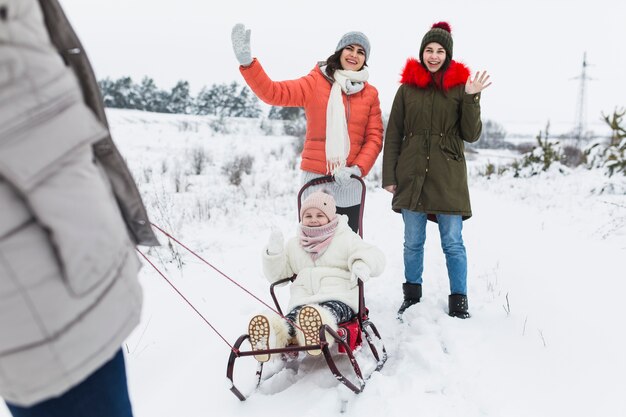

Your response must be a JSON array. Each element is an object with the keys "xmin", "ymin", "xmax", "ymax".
[{"xmin": 419, "ymin": 21, "xmax": 454, "ymax": 62}]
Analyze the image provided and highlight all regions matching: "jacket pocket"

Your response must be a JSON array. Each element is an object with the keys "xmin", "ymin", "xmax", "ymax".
[
  {"xmin": 0, "ymin": 221, "xmax": 63, "ymax": 353},
  {"xmin": 27, "ymin": 144, "xmax": 132, "ymax": 296},
  {"xmin": 0, "ymin": 100, "xmax": 130, "ymax": 296},
  {"xmin": 0, "ymin": 98, "xmax": 108, "ymax": 192},
  {"xmin": 439, "ymin": 135, "xmax": 465, "ymax": 161}
]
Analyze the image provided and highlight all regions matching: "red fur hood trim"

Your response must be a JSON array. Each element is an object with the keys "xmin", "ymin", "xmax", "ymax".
[{"xmin": 400, "ymin": 58, "xmax": 470, "ymax": 90}]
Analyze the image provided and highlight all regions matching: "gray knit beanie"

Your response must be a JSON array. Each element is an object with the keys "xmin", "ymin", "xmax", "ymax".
[
  {"xmin": 335, "ymin": 31, "xmax": 371, "ymax": 60},
  {"xmin": 419, "ymin": 22, "xmax": 453, "ymax": 62}
]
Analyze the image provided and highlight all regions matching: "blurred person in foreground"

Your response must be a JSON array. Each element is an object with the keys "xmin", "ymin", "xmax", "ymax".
[{"xmin": 0, "ymin": 0, "xmax": 159, "ymax": 415}]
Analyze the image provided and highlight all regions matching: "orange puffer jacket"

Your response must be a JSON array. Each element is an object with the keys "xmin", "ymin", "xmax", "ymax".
[{"xmin": 240, "ymin": 59, "xmax": 384, "ymax": 176}]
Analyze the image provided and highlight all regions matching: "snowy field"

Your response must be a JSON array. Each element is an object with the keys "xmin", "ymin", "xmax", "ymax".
[{"xmin": 2, "ymin": 109, "xmax": 625, "ymax": 417}]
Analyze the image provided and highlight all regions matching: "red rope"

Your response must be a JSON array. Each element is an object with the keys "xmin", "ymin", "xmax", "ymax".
[
  {"xmin": 139, "ymin": 222, "xmax": 302, "ymax": 349},
  {"xmin": 136, "ymin": 249, "xmax": 234, "ymax": 350}
]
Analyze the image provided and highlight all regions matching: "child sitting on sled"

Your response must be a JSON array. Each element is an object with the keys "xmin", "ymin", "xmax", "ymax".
[{"xmin": 248, "ymin": 191, "xmax": 385, "ymax": 361}]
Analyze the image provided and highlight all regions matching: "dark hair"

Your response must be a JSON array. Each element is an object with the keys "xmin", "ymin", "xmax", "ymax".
[{"xmin": 324, "ymin": 48, "xmax": 368, "ymax": 79}]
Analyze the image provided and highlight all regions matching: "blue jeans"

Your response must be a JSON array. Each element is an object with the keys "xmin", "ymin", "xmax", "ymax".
[
  {"xmin": 401, "ymin": 210, "xmax": 467, "ymax": 295},
  {"xmin": 6, "ymin": 349, "xmax": 133, "ymax": 417}
]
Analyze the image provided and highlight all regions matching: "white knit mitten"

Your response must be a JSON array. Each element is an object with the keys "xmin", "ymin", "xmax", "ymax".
[
  {"xmin": 266, "ymin": 228, "xmax": 284, "ymax": 255},
  {"xmin": 334, "ymin": 166, "xmax": 361, "ymax": 186},
  {"xmin": 350, "ymin": 260, "xmax": 371, "ymax": 283},
  {"xmin": 231, "ymin": 23, "xmax": 252, "ymax": 66}
]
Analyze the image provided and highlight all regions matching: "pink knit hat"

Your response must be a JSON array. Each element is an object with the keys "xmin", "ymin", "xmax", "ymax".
[{"xmin": 300, "ymin": 191, "xmax": 337, "ymax": 221}]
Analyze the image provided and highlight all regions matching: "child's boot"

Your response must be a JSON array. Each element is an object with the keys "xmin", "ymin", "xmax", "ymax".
[
  {"xmin": 248, "ymin": 315, "xmax": 271, "ymax": 362},
  {"xmin": 267, "ymin": 314, "xmax": 291, "ymax": 349},
  {"xmin": 296, "ymin": 305, "xmax": 337, "ymax": 356},
  {"xmin": 248, "ymin": 313, "xmax": 292, "ymax": 362}
]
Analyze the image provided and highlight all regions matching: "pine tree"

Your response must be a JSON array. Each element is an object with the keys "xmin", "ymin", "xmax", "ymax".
[
  {"xmin": 137, "ymin": 77, "xmax": 160, "ymax": 112},
  {"xmin": 111, "ymin": 77, "xmax": 142, "ymax": 109},
  {"xmin": 268, "ymin": 106, "xmax": 304, "ymax": 121},
  {"xmin": 519, "ymin": 121, "xmax": 565, "ymax": 174},
  {"xmin": 586, "ymin": 108, "xmax": 626, "ymax": 177},
  {"xmin": 236, "ymin": 85, "xmax": 262, "ymax": 118},
  {"xmin": 603, "ymin": 107, "xmax": 626, "ymax": 147},
  {"xmin": 195, "ymin": 85, "xmax": 217, "ymax": 116},
  {"xmin": 167, "ymin": 80, "xmax": 192, "ymax": 114},
  {"xmin": 98, "ymin": 78, "xmax": 116, "ymax": 107},
  {"xmin": 267, "ymin": 106, "xmax": 306, "ymax": 137},
  {"xmin": 224, "ymin": 81, "xmax": 242, "ymax": 117}
]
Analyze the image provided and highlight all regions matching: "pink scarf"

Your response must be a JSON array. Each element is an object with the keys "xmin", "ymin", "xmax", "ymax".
[{"xmin": 299, "ymin": 217, "xmax": 339, "ymax": 260}]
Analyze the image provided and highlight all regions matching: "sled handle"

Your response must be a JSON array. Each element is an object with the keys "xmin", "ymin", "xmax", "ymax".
[{"xmin": 269, "ymin": 275, "xmax": 296, "ymax": 315}]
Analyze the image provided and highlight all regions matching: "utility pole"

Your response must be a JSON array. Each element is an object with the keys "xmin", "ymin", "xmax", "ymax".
[{"xmin": 573, "ymin": 52, "xmax": 593, "ymax": 143}]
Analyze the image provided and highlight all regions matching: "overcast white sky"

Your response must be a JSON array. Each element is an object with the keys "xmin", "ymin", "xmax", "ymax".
[{"xmin": 59, "ymin": 0, "xmax": 625, "ymax": 135}]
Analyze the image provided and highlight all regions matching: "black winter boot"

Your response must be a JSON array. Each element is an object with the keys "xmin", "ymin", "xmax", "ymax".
[
  {"xmin": 397, "ymin": 283, "xmax": 422, "ymax": 318},
  {"xmin": 448, "ymin": 294, "xmax": 470, "ymax": 319}
]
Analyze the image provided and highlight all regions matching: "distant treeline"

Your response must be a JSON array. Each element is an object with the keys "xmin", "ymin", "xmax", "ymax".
[{"xmin": 98, "ymin": 77, "xmax": 263, "ymax": 118}]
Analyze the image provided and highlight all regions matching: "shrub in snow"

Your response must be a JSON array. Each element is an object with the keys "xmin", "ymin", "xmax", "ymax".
[
  {"xmin": 259, "ymin": 118, "xmax": 275, "ymax": 136},
  {"xmin": 480, "ymin": 162, "xmax": 496, "ymax": 178},
  {"xmin": 478, "ymin": 160, "xmax": 518, "ymax": 179},
  {"xmin": 585, "ymin": 108, "xmax": 626, "ymax": 177},
  {"xmin": 222, "ymin": 155, "xmax": 255, "ymax": 186},
  {"xmin": 291, "ymin": 135, "xmax": 305, "ymax": 158},
  {"xmin": 172, "ymin": 162, "xmax": 189, "ymax": 193},
  {"xmin": 586, "ymin": 138, "xmax": 626, "ymax": 177},
  {"xmin": 284, "ymin": 117, "xmax": 306, "ymax": 139},
  {"xmin": 561, "ymin": 144, "xmax": 586, "ymax": 167},
  {"xmin": 604, "ymin": 138, "xmax": 626, "ymax": 177},
  {"xmin": 142, "ymin": 166, "xmax": 153, "ymax": 184},
  {"xmin": 516, "ymin": 123, "xmax": 568, "ymax": 176},
  {"xmin": 488, "ymin": 126, "xmax": 565, "ymax": 178},
  {"xmin": 210, "ymin": 116, "xmax": 229, "ymax": 134},
  {"xmin": 484, "ymin": 123, "xmax": 569, "ymax": 178},
  {"xmin": 178, "ymin": 120, "xmax": 199, "ymax": 132},
  {"xmin": 604, "ymin": 107, "xmax": 626, "ymax": 147},
  {"xmin": 190, "ymin": 146, "xmax": 211, "ymax": 175},
  {"xmin": 268, "ymin": 106, "xmax": 307, "ymax": 140}
]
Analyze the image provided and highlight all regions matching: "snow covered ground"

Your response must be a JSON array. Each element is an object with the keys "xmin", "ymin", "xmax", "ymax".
[{"xmin": 2, "ymin": 109, "xmax": 625, "ymax": 416}]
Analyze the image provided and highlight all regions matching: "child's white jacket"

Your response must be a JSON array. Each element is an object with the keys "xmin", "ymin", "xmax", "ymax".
[{"xmin": 262, "ymin": 215, "xmax": 385, "ymax": 312}]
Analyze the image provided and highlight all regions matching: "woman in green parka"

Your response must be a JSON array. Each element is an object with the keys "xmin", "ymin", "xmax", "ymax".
[{"xmin": 382, "ymin": 22, "xmax": 491, "ymax": 319}]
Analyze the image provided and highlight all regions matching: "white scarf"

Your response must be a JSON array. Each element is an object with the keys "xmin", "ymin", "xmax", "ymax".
[{"xmin": 325, "ymin": 68, "xmax": 369, "ymax": 175}]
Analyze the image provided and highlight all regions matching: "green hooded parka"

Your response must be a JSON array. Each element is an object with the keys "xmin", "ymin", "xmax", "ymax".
[{"xmin": 382, "ymin": 59, "xmax": 482, "ymax": 220}]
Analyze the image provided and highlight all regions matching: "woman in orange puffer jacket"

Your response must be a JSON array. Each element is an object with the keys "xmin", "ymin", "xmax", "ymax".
[{"xmin": 231, "ymin": 24, "xmax": 383, "ymax": 233}]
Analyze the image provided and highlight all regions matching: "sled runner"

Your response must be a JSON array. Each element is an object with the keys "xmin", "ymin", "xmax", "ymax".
[{"xmin": 226, "ymin": 175, "xmax": 387, "ymax": 401}]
